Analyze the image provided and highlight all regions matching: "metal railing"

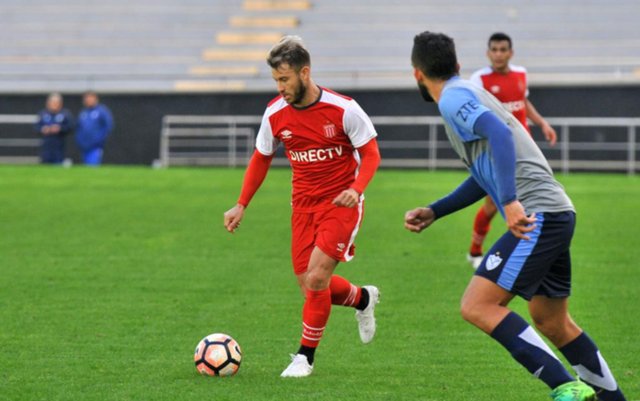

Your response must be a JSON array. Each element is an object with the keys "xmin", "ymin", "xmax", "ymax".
[
  {"xmin": 160, "ymin": 115, "xmax": 259, "ymax": 167},
  {"xmin": 2, "ymin": 113, "xmax": 638, "ymax": 173},
  {"xmin": 159, "ymin": 115, "xmax": 640, "ymax": 174},
  {"xmin": 0, "ymin": 114, "xmax": 39, "ymax": 164}
]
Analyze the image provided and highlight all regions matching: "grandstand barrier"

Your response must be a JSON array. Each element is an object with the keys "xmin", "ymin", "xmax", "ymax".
[
  {"xmin": 0, "ymin": 114, "xmax": 39, "ymax": 164},
  {"xmin": 1, "ymin": 113, "xmax": 638, "ymax": 174},
  {"xmin": 159, "ymin": 115, "xmax": 640, "ymax": 175},
  {"xmin": 160, "ymin": 115, "xmax": 257, "ymax": 167}
]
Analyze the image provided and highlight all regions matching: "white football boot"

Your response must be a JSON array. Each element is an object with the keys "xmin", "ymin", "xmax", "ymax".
[
  {"xmin": 355, "ymin": 285, "xmax": 380, "ymax": 344},
  {"xmin": 280, "ymin": 354, "xmax": 313, "ymax": 378},
  {"xmin": 466, "ymin": 253, "xmax": 483, "ymax": 270}
]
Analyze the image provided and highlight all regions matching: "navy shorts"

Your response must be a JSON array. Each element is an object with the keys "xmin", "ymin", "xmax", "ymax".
[{"xmin": 475, "ymin": 211, "xmax": 576, "ymax": 301}]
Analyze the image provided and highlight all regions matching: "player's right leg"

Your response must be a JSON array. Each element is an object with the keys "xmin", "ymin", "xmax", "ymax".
[
  {"xmin": 467, "ymin": 196, "xmax": 497, "ymax": 269},
  {"xmin": 282, "ymin": 247, "xmax": 337, "ymax": 378}
]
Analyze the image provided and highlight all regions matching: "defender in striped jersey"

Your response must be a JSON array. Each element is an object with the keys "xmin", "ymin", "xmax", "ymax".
[{"xmin": 224, "ymin": 36, "xmax": 381, "ymax": 377}]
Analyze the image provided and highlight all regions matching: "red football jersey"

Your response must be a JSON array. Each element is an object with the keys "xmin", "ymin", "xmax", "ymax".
[
  {"xmin": 255, "ymin": 87, "xmax": 377, "ymax": 212},
  {"xmin": 470, "ymin": 64, "xmax": 529, "ymax": 130}
]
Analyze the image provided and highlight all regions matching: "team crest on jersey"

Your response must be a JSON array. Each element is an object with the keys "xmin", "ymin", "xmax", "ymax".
[
  {"xmin": 323, "ymin": 123, "xmax": 337, "ymax": 138},
  {"xmin": 280, "ymin": 129, "xmax": 293, "ymax": 140}
]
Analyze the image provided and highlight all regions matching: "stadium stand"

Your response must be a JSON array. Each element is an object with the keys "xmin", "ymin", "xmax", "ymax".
[{"xmin": 0, "ymin": 0, "xmax": 638, "ymax": 93}]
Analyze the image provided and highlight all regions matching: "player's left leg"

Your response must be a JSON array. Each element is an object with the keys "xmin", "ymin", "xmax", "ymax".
[
  {"xmin": 529, "ymin": 296, "xmax": 627, "ymax": 401},
  {"xmin": 281, "ymin": 247, "xmax": 337, "ymax": 378},
  {"xmin": 317, "ymin": 200, "xmax": 379, "ymax": 343},
  {"xmin": 51, "ymin": 136, "xmax": 65, "ymax": 164}
]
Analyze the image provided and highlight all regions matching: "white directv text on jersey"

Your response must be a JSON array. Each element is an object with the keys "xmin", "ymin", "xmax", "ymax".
[{"xmin": 289, "ymin": 146, "xmax": 343, "ymax": 163}]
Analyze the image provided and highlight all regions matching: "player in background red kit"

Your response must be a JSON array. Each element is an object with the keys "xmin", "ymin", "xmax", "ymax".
[
  {"xmin": 467, "ymin": 32, "xmax": 558, "ymax": 269},
  {"xmin": 224, "ymin": 36, "xmax": 381, "ymax": 377}
]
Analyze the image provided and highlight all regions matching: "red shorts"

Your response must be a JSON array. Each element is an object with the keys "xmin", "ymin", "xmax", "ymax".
[{"xmin": 291, "ymin": 199, "xmax": 365, "ymax": 275}]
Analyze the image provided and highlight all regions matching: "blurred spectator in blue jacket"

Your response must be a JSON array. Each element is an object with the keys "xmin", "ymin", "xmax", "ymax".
[
  {"xmin": 76, "ymin": 91, "xmax": 114, "ymax": 166},
  {"xmin": 36, "ymin": 93, "xmax": 74, "ymax": 164}
]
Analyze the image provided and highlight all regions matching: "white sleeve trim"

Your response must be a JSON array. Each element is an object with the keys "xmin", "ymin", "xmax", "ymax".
[
  {"xmin": 343, "ymin": 100, "xmax": 377, "ymax": 148},
  {"xmin": 255, "ymin": 109, "xmax": 279, "ymax": 155}
]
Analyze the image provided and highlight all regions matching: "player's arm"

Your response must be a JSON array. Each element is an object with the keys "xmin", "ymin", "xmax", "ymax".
[
  {"xmin": 223, "ymin": 150, "xmax": 274, "ymax": 233},
  {"xmin": 225, "ymin": 110, "xmax": 279, "ymax": 233},
  {"xmin": 404, "ymin": 176, "xmax": 486, "ymax": 233},
  {"xmin": 525, "ymin": 99, "xmax": 557, "ymax": 146},
  {"xmin": 332, "ymin": 138, "xmax": 381, "ymax": 207},
  {"xmin": 333, "ymin": 100, "xmax": 381, "ymax": 208},
  {"xmin": 474, "ymin": 112, "xmax": 536, "ymax": 239}
]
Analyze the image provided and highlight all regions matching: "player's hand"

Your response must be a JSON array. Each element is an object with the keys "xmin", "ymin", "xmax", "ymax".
[
  {"xmin": 542, "ymin": 123, "xmax": 557, "ymax": 147},
  {"xmin": 50, "ymin": 125, "xmax": 61, "ymax": 134},
  {"xmin": 223, "ymin": 204, "xmax": 245, "ymax": 233},
  {"xmin": 332, "ymin": 188, "xmax": 360, "ymax": 208},
  {"xmin": 404, "ymin": 207, "xmax": 435, "ymax": 233},
  {"xmin": 503, "ymin": 200, "xmax": 537, "ymax": 240}
]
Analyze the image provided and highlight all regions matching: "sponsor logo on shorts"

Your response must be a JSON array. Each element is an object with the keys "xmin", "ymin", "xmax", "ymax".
[
  {"xmin": 486, "ymin": 252, "xmax": 503, "ymax": 271},
  {"xmin": 336, "ymin": 243, "xmax": 346, "ymax": 252}
]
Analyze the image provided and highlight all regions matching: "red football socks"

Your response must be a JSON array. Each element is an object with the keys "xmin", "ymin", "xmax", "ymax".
[
  {"xmin": 329, "ymin": 275, "xmax": 362, "ymax": 307},
  {"xmin": 300, "ymin": 288, "xmax": 331, "ymax": 348},
  {"xmin": 470, "ymin": 206, "xmax": 492, "ymax": 256}
]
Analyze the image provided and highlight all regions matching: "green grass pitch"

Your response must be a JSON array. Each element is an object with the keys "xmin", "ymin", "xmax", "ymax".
[{"xmin": 1, "ymin": 165, "xmax": 638, "ymax": 401}]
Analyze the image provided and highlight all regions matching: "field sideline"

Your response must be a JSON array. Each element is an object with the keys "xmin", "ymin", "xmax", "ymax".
[{"xmin": 1, "ymin": 166, "xmax": 638, "ymax": 401}]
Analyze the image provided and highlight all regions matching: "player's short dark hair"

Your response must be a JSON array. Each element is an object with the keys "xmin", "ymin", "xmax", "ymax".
[
  {"xmin": 267, "ymin": 35, "xmax": 310, "ymax": 71},
  {"xmin": 411, "ymin": 31, "xmax": 458, "ymax": 80},
  {"xmin": 488, "ymin": 32, "xmax": 512, "ymax": 49}
]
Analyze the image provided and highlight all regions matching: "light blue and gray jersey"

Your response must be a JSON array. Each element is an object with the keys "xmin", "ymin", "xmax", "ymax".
[{"xmin": 437, "ymin": 76, "xmax": 574, "ymax": 216}]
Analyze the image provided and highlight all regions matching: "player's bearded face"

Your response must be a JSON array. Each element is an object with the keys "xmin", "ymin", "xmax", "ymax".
[
  {"xmin": 417, "ymin": 81, "xmax": 434, "ymax": 103},
  {"xmin": 289, "ymin": 75, "xmax": 306, "ymax": 105},
  {"xmin": 273, "ymin": 64, "xmax": 307, "ymax": 105}
]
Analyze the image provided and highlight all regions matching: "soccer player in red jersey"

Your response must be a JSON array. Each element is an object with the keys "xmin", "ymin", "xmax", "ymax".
[
  {"xmin": 467, "ymin": 32, "xmax": 558, "ymax": 269},
  {"xmin": 224, "ymin": 36, "xmax": 381, "ymax": 377}
]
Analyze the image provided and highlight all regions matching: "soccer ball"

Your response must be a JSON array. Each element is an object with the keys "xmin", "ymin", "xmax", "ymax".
[{"xmin": 194, "ymin": 333, "xmax": 242, "ymax": 377}]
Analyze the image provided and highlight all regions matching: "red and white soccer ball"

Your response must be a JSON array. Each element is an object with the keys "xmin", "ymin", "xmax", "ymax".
[{"xmin": 194, "ymin": 333, "xmax": 242, "ymax": 377}]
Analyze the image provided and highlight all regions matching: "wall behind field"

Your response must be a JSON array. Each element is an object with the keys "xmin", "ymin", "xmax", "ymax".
[{"xmin": 2, "ymin": 85, "xmax": 640, "ymax": 166}]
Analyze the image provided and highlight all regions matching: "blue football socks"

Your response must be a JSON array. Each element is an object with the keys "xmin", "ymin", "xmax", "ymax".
[
  {"xmin": 560, "ymin": 332, "xmax": 626, "ymax": 401},
  {"xmin": 491, "ymin": 312, "xmax": 575, "ymax": 389}
]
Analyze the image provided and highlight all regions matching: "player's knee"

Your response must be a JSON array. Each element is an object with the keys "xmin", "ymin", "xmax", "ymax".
[
  {"xmin": 460, "ymin": 299, "xmax": 482, "ymax": 325},
  {"xmin": 304, "ymin": 270, "xmax": 329, "ymax": 291},
  {"xmin": 532, "ymin": 315, "xmax": 572, "ymax": 344}
]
